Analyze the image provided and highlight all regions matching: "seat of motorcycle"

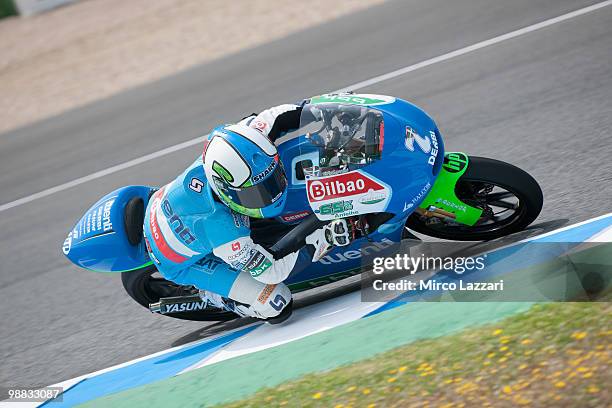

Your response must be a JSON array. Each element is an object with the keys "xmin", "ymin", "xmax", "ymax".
[{"xmin": 124, "ymin": 197, "xmax": 145, "ymax": 246}]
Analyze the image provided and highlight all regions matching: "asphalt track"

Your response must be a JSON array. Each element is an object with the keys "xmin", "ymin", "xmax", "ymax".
[{"xmin": 1, "ymin": 0, "xmax": 611, "ymax": 393}]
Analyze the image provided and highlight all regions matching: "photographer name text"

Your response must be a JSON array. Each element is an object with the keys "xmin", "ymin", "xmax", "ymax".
[{"xmin": 372, "ymin": 278, "xmax": 504, "ymax": 292}]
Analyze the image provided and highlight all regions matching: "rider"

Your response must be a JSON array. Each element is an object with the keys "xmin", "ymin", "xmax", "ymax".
[{"xmin": 143, "ymin": 103, "xmax": 351, "ymax": 323}]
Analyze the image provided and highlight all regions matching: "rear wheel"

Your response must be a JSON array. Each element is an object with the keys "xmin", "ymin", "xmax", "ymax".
[
  {"xmin": 406, "ymin": 156, "xmax": 543, "ymax": 241},
  {"xmin": 121, "ymin": 266, "xmax": 236, "ymax": 321}
]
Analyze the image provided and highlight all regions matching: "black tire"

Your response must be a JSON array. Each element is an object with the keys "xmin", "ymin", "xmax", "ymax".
[
  {"xmin": 406, "ymin": 156, "xmax": 543, "ymax": 241},
  {"xmin": 121, "ymin": 265, "xmax": 236, "ymax": 322}
]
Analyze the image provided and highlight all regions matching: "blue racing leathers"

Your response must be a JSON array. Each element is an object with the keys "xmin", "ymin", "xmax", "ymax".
[
  {"xmin": 142, "ymin": 104, "xmax": 307, "ymax": 318},
  {"xmin": 143, "ymin": 157, "xmax": 303, "ymax": 318}
]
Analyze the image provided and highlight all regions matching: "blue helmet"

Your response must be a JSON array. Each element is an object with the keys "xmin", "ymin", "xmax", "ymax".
[
  {"xmin": 203, "ymin": 124, "xmax": 288, "ymax": 218},
  {"xmin": 62, "ymin": 185, "xmax": 155, "ymax": 272}
]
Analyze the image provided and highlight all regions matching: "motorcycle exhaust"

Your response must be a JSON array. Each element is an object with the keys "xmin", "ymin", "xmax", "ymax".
[
  {"xmin": 149, "ymin": 295, "xmax": 208, "ymax": 315},
  {"xmin": 416, "ymin": 206, "xmax": 458, "ymax": 222}
]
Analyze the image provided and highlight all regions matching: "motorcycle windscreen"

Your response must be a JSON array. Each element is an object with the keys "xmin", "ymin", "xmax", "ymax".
[{"xmin": 289, "ymin": 102, "xmax": 390, "ymax": 220}]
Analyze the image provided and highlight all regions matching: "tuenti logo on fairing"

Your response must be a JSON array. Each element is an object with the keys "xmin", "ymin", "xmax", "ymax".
[
  {"xmin": 102, "ymin": 199, "xmax": 113, "ymax": 231},
  {"xmin": 62, "ymin": 232, "xmax": 73, "ymax": 255},
  {"xmin": 318, "ymin": 238, "xmax": 395, "ymax": 264}
]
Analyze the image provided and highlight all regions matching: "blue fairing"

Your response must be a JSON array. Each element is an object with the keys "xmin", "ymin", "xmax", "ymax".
[
  {"xmin": 278, "ymin": 96, "xmax": 443, "ymax": 221},
  {"xmin": 277, "ymin": 95, "xmax": 444, "ymax": 286},
  {"xmin": 63, "ymin": 185, "xmax": 155, "ymax": 272}
]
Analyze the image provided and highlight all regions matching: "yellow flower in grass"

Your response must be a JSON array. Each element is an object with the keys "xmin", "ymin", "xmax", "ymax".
[
  {"xmin": 499, "ymin": 346, "xmax": 509, "ymax": 352},
  {"xmin": 487, "ymin": 352, "xmax": 496, "ymax": 358},
  {"xmin": 492, "ymin": 329, "xmax": 503, "ymax": 336},
  {"xmin": 387, "ymin": 377, "xmax": 397, "ymax": 383},
  {"xmin": 398, "ymin": 366, "xmax": 407, "ymax": 372},
  {"xmin": 513, "ymin": 382, "xmax": 527, "ymax": 391},
  {"xmin": 576, "ymin": 366, "xmax": 588, "ymax": 372},
  {"xmin": 587, "ymin": 385, "xmax": 600, "ymax": 393},
  {"xmin": 518, "ymin": 364, "xmax": 528, "ymax": 370},
  {"xmin": 571, "ymin": 331, "xmax": 587, "ymax": 340},
  {"xmin": 388, "ymin": 368, "xmax": 397, "ymax": 374},
  {"xmin": 498, "ymin": 357, "xmax": 507, "ymax": 363},
  {"xmin": 520, "ymin": 339, "xmax": 532, "ymax": 345},
  {"xmin": 455, "ymin": 381, "xmax": 478, "ymax": 395},
  {"xmin": 346, "ymin": 386, "xmax": 357, "ymax": 392},
  {"xmin": 312, "ymin": 392, "xmax": 323, "ymax": 399},
  {"xmin": 569, "ymin": 358, "xmax": 583, "ymax": 366},
  {"xmin": 362, "ymin": 388, "xmax": 371, "ymax": 395},
  {"xmin": 334, "ymin": 405, "xmax": 344, "ymax": 408},
  {"xmin": 513, "ymin": 395, "xmax": 531, "ymax": 405},
  {"xmin": 367, "ymin": 404, "xmax": 376, "ymax": 408},
  {"xmin": 582, "ymin": 372, "xmax": 593, "ymax": 379},
  {"xmin": 502, "ymin": 386, "xmax": 512, "ymax": 394},
  {"xmin": 554, "ymin": 381, "xmax": 566, "ymax": 388},
  {"xmin": 500, "ymin": 336, "xmax": 511, "ymax": 344}
]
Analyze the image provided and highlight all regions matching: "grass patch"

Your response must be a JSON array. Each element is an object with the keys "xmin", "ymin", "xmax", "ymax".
[{"xmin": 221, "ymin": 301, "xmax": 610, "ymax": 407}]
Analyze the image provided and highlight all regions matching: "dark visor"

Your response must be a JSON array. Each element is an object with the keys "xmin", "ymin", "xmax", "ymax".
[{"xmin": 215, "ymin": 164, "xmax": 287, "ymax": 209}]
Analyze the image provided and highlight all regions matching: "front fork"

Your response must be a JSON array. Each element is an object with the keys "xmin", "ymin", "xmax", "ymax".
[{"xmin": 417, "ymin": 152, "xmax": 483, "ymax": 226}]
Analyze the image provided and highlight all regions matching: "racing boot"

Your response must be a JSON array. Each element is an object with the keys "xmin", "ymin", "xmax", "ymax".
[{"xmin": 199, "ymin": 282, "xmax": 292, "ymax": 324}]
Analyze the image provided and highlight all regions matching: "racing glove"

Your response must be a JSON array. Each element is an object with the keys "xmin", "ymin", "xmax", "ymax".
[
  {"xmin": 237, "ymin": 104, "xmax": 302, "ymax": 142},
  {"xmin": 305, "ymin": 219, "xmax": 352, "ymax": 262}
]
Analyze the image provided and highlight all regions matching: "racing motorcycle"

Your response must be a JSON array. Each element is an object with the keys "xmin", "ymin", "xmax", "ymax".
[{"xmin": 63, "ymin": 93, "xmax": 543, "ymax": 321}]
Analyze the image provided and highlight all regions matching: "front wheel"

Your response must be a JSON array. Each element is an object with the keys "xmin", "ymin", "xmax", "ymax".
[
  {"xmin": 406, "ymin": 156, "xmax": 543, "ymax": 241},
  {"xmin": 121, "ymin": 265, "xmax": 236, "ymax": 321}
]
